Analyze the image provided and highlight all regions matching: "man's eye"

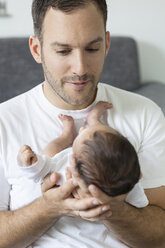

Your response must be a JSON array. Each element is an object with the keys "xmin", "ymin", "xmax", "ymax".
[
  {"xmin": 86, "ymin": 48, "xmax": 99, "ymax": 52},
  {"xmin": 56, "ymin": 50, "xmax": 71, "ymax": 55}
]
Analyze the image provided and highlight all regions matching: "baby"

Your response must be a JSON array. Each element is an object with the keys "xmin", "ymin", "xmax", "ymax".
[{"xmin": 18, "ymin": 101, "xmax": 148, "ymax": 208}]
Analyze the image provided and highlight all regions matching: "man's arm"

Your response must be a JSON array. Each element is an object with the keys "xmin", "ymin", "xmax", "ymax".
[
  {"xmin": 0, "ymin": 173, "xmax": 106, "ymax": 248},
  {"xmin": 0, "ymin": 197, "xmax": 55, "ymax": 248},
  {"xmin": 0, "ymin": 172, "xmax": 64, "ymax": 248},
  {"xmin": 89, "ymin": 184, "xmax": 165, "ymax": 248}
]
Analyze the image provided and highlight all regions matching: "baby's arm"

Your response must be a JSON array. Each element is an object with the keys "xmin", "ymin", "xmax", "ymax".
[
  {"xmin": 43, "ymin": 114, "xmax": 76, "ymax": 157},
  {"xmin": 18, "ymin": 145, "xmax": 54, "ymax": 183}
]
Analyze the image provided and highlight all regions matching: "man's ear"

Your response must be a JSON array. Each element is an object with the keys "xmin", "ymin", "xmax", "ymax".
[
  {"xmin": 29, "ymin": 36, "xmax": 42, "ymax": 64},
  {"xmin": 105, "ymin": 31, "xmax": 110, "ymax": 57}
]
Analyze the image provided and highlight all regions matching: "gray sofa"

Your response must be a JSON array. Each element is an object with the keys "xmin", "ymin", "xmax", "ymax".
[{"xmin": 0, "ymin": 36, "xmax": 165, "ymax": 114}]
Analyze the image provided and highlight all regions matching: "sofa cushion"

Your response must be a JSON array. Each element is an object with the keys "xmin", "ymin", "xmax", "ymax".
[
  {"xmin": 100, "ymin": 36, "xmax": 140, "ymax": 91},
  {"xmin": 134, "ymin": 82, "xmax": 165, "ymax": 114}
]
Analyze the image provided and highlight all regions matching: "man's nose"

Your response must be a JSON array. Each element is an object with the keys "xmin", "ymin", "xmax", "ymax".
[{"xmin": 71, "ymin": 51, "xmax": 88, "ymax": 77}]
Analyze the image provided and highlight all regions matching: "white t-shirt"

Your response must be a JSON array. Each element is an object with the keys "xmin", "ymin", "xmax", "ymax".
[{"xmin": 0, "ymin": 82, "xmax": 165, "ymax": 248}]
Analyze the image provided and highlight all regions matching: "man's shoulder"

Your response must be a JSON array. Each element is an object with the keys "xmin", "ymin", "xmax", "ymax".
[
  {"xmin": 98, "ymin": 82, "xmax": 145, "ymax": 100},
  {"xmin": 98, "ymin": 82, "xmax": 160, "ymax": 112},
  {"xmin": 0, "ymin": 84, "xmax": 41, "ymax": 111},
  {"xmin": 0, "ymin": 84, "xmax": 41, "ymax": 120}
]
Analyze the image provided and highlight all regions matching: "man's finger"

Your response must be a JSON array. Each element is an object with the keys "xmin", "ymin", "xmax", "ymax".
[
  {"xmin": 78, "ymin": 204, "xmax": 111, "ymax": 219},
  {"xmin": 88, "ymin": 184, "xmax": 126, "ymax": 205},
  {"xmin": 70, "ymin": 154, "xmax": 90, "ymax": 194},
  {"xmin": 88, "ymin": 184, "xmax": 110, "ymax": 203},
  {"xmin": 70, "ymin": 153, "xmax": 76, "ymax": 169},
  {"xmin": 83, "ymin": 210, "xmax": 112, "ymax": 222},
  {"xmin": 41, "ymin": 172, "xmax": 59, "ymax": 193},
  {"xmin": 72, "ymin": 171, "xmax": 89, "ymax": 194},
  {"xmin": 65, "ymin": 166, "xmax": 72, "ymax": 180},
  {"xmin": 65, "ymin": 197, "xmax": 100, "ymax": 212},
  {"xmin": 58, "ymin": 178, "xmax": 78, "ymax": 199}
]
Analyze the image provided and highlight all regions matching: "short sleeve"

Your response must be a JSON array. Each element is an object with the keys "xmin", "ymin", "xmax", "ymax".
[
  {"xmin": 138, "ymin": 105, "xmax": 165, "ymax": 188},
  {"xmin": 0, "ymin": 160, "xmax": 11, "ymax": 211}
]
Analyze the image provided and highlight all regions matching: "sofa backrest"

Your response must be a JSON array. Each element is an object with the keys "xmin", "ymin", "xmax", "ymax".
[
  {"xmin": 0, "ymin": 38, "xmax": 44, "ymax": 103},
  {"xmin": 0, "ymin": 36, "xmax": 140, "ymax": 103},
  {"xmin": 100, "ymin": 36, "xmax": 140, "ymax": 91}
]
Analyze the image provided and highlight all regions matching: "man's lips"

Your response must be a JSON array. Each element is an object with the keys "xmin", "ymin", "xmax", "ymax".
[
  {"xmin": 66, "ymin": 81, "xmax": 88, "ymax": 84},
  {"xmin": 65, "ymin": 81, "xmax": 89, "ymax": 89}
]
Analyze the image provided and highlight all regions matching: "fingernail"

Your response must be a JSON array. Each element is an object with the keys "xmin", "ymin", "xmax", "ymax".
[
  {"xmin": 90, "ymin": 186, "xmax": 97, "ymax": 193},
  {"xmin": 50, "ymin": 173, "xmax": 55, "ymax": 182},
  {"xmin": 93, "ymin": 199, "xmax": 99, "ymax": 205},
  {"xmin": 102, "ymin": 206, "xmax": 109, "ymax": 212},
  {"xmin": 72, "ymin": 179, "xmax": 78, "ymax": 186}
]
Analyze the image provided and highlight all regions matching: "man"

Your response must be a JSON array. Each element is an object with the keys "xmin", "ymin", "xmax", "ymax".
[{"xmin": 0, "ymin": 0, "xmax": 165, "ymax": 247}]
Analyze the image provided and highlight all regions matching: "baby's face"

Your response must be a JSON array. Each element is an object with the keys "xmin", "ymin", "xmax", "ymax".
[{"xmin": 72, "ymin": 124, "xmax": 116, "ymax": 155}]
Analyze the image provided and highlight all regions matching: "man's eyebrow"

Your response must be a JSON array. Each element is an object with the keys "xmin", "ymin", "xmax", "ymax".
[
  {"xmin": 87, "ymin": 37, "xmax": 103, "ymax": 46},
  {"xmin": 51, "ymin": 37, "xmax": 103, "ymax": 48},
  {"xmin": 51, "ymin": 42, "xmax": 71, "ymax": 48}
]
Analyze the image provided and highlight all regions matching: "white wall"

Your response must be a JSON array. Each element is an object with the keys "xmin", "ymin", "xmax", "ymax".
[
  {"xmin": 107, "ymin": 0, "xmax": 165, "ymax": 84},
  {"xmin": 0, "ymin": 0, "xmax": 33, "ymax": 37},
  {"xmin": 0, "ymin": 0, "xmax": 165, "ymax": 84}
]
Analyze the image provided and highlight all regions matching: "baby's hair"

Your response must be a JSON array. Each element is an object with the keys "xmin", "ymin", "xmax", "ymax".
[{"xmin": 75, "ymin": 131, "xmax": 140, "ymax": 196}]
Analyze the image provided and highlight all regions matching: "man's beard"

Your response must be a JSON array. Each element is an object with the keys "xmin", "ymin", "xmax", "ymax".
[{"xmin": 42, "ymin": 59, "xmax": 98, "ymax": 107}]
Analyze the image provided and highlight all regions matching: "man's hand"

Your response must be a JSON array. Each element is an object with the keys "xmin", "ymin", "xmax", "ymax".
[
  {"xmin": 66, "ymin": 154, "xmax": 94, "ymax": 199},
  {"xmin": 69, "ymin": 167, "xmax": 124, "ymax": 221},
  {"xmin": 88, "ymin": 183, "xmax": 165, "ymax": 248},
  {"xmin": 41, "ymin": 171, "xmax": 112, "ymax": 221},
  {"xmin": 66, "ymin": 165, "xmax": 91, "ymax": 199},
  {"xmin": 89, "ymin": 184, "xmax": 126, "ymax": 206},
  {"xmin": 65, "ymin": 155, "xmax": 112, "ymax": 221}
]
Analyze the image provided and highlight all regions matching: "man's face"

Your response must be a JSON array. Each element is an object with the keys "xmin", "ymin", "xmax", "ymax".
[{"xmin": 40, "ymin": 3, "xmax": 110, "ymax": 110}]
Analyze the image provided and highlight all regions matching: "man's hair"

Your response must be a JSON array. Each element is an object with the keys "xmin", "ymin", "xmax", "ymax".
[
  {"xmin": 75, "ymin": 131, "xmax": 140, "ymax": 197},
  {"xmin": 32, "ymin": 0, "xmax": 107, "ymax": 41}
]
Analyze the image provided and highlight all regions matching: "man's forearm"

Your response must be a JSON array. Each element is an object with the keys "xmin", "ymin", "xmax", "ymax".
[
  {"xmin": 0, "ymin": 197, "xmax": 56, "ymax": 248},
  {"xmin": 104, "ymin": 202, "xmax": 165, "ymax": 248}
]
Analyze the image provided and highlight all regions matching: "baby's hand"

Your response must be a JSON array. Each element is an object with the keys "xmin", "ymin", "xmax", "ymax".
[{"xmin": 18, "ymin": 145, "xmax": 38, "ymax": 166}]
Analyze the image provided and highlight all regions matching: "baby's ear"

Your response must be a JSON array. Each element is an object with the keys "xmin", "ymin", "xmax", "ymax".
[{"xmin": 139, "ymin": 172, "xmax": 143, "ymax": 179}]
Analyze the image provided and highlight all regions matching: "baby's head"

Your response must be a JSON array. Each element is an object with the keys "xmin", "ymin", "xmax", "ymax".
[{"xmin": 72, "ymin": 124, "xmax": 140, "ymax": 197}]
